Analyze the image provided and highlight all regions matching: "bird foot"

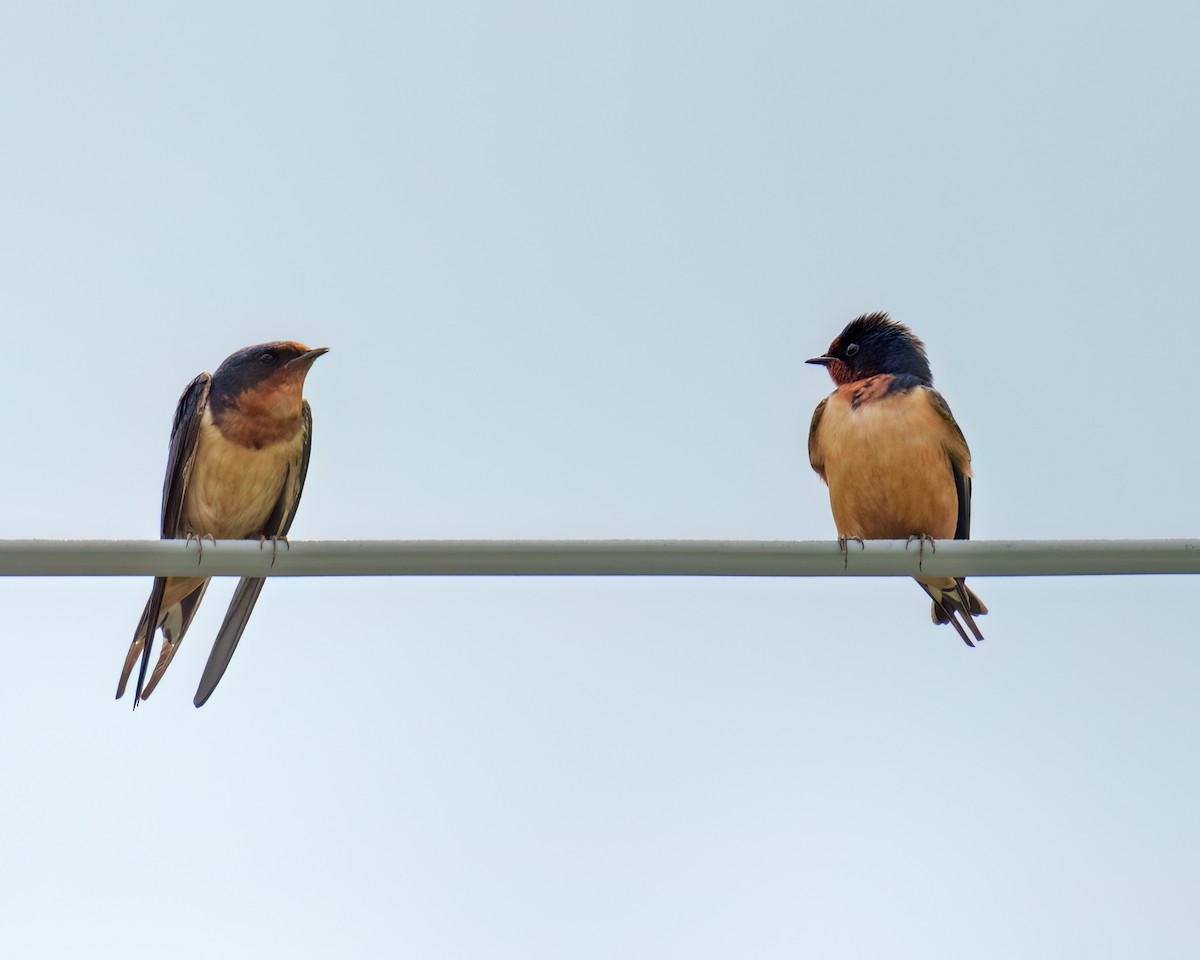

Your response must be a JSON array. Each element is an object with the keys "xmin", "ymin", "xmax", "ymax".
[
  {"xmin": 185, "ymin": 532, "xmax": 218, "ymax": 562},
  {"xmin": 838, "ymin": 536, "xmax": 865, "ymax": 570},
  {"xmin": 258, "ymin": 535, "xmax": 291, "ymax": 567},
  {"xmin": 905, "ymin": 534, "xmax": 937, "ymax": 571}
]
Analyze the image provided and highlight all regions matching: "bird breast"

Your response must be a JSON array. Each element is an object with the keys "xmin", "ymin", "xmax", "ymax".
[
  {"xmin": 816, "ymin": 385, "xmax": 960, "ymax": 540},
  {"xmin": 182, "ymin": 411, "xmax": 304, "ymax": 539}
]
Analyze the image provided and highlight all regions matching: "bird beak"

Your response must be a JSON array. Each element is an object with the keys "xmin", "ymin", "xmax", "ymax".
[
  {"xmin": 806, "ymin": 355, "xmax": 834, "ymax": 366},
  {"xmin": 289, "ymin": 347, "xmax": 330, "ymax": 368}
]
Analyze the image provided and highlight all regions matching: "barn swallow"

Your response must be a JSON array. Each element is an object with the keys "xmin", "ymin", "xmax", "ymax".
[
  {"xmin": 806, "ymin": 312, "xmax": 987, "ymax": 645},
  {"xmin": 115, "ymin": 341, "xmax": 328, "ymax": 707}
]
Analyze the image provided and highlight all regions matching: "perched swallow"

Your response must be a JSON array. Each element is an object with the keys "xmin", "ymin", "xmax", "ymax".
[
  {"xmin": 116, "ymin": 341, "xmax": 328, "ymax": 707},
  {"xmin": 806, "ymin": 312, "xmax": 987, "ymax": 645}
]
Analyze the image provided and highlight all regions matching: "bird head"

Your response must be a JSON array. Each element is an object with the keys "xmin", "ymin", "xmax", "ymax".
[
  {"xmin": 806, "ymin": 312, "xmax": 931, "ymax": 386},
  {"xmin": 210, "ymin": 341, "xmax": 329, "ymax": 421}
]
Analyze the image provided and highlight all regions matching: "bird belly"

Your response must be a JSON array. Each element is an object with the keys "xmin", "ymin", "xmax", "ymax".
[
  {"xmin": 818, "ymin": 392, "xmax": 959, "ymax": 540},
  {"xmin": 181, "ymin": 418, "xmax": 303, "ymax": 539}
]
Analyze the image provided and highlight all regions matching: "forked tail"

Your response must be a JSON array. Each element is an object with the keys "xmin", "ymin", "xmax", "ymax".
[{"xmin": 918, "ymin": 577, "xmax": 987, "ymax": 647}]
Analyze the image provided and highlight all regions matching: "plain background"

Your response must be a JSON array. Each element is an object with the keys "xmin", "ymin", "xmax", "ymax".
[{"xmin": 2, "ymin": 1, "xmax": 1198, "ymax": 957}]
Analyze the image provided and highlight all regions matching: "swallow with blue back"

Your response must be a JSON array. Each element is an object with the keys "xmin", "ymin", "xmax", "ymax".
[
  {"xmin": 807, "ymin": 312, "xmax": 987, "ymax": 645},
  {"xmin": 115, "ymin": 341, "xmax": 328, "ymax": 707}
]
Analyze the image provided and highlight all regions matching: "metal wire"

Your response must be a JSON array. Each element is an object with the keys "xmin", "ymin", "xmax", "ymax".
[{"xmin": 0, "ymin": 539, "xmax": 1196, "ymax": 577}]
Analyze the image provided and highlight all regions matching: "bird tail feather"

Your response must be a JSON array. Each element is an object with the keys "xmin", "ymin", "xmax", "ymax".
[{"xmin": 918, "ymin": 578, "xmax": 987, "ymax": 647}]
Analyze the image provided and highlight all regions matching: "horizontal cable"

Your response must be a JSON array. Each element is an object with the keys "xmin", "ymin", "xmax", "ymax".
[{"xmin": 0, "ymin": 539, "xmax": 1195, "ymax": 578}]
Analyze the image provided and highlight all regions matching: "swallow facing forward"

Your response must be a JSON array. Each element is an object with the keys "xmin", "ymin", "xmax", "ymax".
[
  {"xmin": 116, "ymin": 341, "xmax": 328, "ymax": 707},
  {"xmin": 807, "ymin": 312, "xmax": 987, "ymax": 645}
]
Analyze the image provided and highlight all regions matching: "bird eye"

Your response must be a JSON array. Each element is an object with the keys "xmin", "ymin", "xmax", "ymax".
[
  {"xmin": 258, "ymin": 352, "xmax": 276, "ymax": 366},
  {"xmin": 844, "ymin": 343, "xmax": 859, "ymax": 357}
]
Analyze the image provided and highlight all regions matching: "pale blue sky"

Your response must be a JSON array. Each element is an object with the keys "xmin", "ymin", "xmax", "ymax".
[{"xmin": 1, "ymin": 1, "xmax": 1198, "ymax": 957}]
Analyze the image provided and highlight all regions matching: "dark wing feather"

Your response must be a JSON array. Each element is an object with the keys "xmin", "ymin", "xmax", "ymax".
[
  {"xmin": 808, "ymin": 396, "xmax": 829, "ymax": 481},
  {"xmin": 273, "ymin": 401, "xmax": 314, "ymax": 537},
  {"xmin": 953, "ymin": 474, "xmax": 971, "ymax": 540},
  {"xmin": 193, "ymin": 578, "xmax": 266, "ymax": 707},
  {"xmin": 131, "ymin": 374, "xmax": 211, "ymax": 707},
  {"xmin": 161, "ymin": 374, "xmax": 212, "ymax": 537},
  {"xmin": 925, "ymin": 389, "xmax": 973, "ymax": 541},
  {"xmin": 192, "ymin": 403, "xmax": 313, "ymax": 707}
]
